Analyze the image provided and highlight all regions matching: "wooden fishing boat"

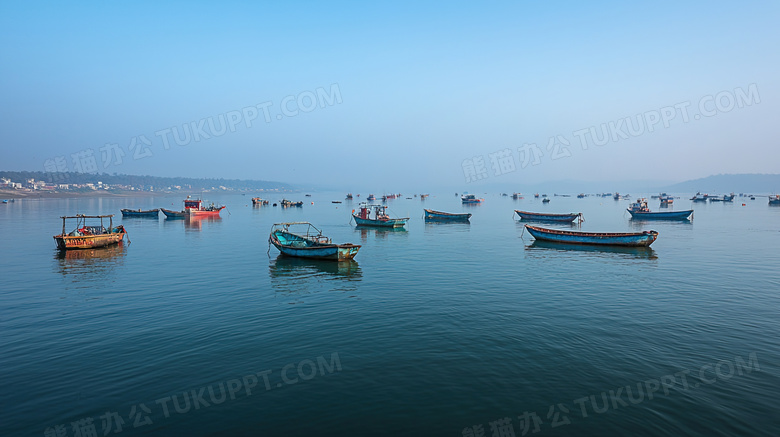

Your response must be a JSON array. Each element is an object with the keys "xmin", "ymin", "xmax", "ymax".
[
  {"xmin": 184, "ymin": 196, "xmax": 225, "ymax": 216},
  {"xmin": 515, "ymin": 210, "xmax": 582, "ymax": 223},
  {"xmin": 252, "ymin": 197, "xmax": 269, "ymax": 206},
  {"xmin": 577, "ymin": 193, "xmax": 585, "ymax": 198},
  {"xmin": 511, "ymin": 193, "xmax": 523, "ymax": 199},
  {"xmin": 424, "ymin": 209, "xmax": 472, "ymax": 221},
  {"xmin": 352, "ymin": 203, "xmax": 408, "ymax": 228},
  {"xmin": 525, "ymin": 224, "xmax": 658, "ymax": 247},
  {"xmin": 627, "ymin": 198, "xmax": 692, "ymax": 220},
  {"xmin": 53, "ymin": 215, "xmax": 126, "ymax": 250},
  {"xmin": 120, "ymin": 208, "xmax": 159, "ymax": 218},
  {"xmin": 461, "ymin": 194, "xmax": 484, "ymax": 204},
  {"xmin": 280, "ymin": 199, "xmax": 303, "ymax": 207},
  {"xmin": 367, "ymin": 194, "xmax": 376, "ymax": 201},
  {"xmin": 269, "ymin": 222, "xmax": 360, "ymax": 260},
  {"xmin": 709, "ymin": 193, "xmax": 735, "ymax": 202},
  {"xmin": 160, "ymin": 208, "xmax": 187, "ymax": 218},
  {"xmin": 769, "ymin": 195, "xmax": 780, "ymax": 205},
  {"xmin": 534, "ymin": 193, "xmax": 540, "ymax": 198},
  {"xmin": 542, "ymin": 198, "xmax": 551, "ymax": 203},
  {"xmin": 690, "ymin": 192, "xmax": 708, "ymax": 202},
  {"xmin": 346, "ymin": 193, "xmax": 353, "ymax": 199}
]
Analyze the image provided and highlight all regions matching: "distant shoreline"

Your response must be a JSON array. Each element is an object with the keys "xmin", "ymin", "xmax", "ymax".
[{"xmin": 1, "ymin": 189, "xmax": 183, "ymax": 199}]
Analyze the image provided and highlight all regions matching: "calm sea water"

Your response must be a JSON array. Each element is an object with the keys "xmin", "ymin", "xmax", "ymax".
[{"xmin": 1, "ymin": 193, "xmax": 779, "ymax": 436}]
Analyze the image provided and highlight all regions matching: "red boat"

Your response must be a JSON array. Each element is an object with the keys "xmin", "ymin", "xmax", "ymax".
[{"xmin": 184, "ymin": 196, "xmax": 225, "ymax": 216}]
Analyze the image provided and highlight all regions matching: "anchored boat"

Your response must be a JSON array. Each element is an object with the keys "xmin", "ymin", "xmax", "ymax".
[
  {"xmin": 53, "ymin": 215, "xmax": 126, "ymax": 250},
  {"xmin": 709, "ymin": 193, "xmax": 735, "ymax": 202},
  {"xmin": 461, "ymin": 194, "xmax": 484, "ymax": 204},
  {"xmin": 252, "ymin": 197, "xmax": 269, "ymax": 206},
  {"xmin": 184, "ymin": 197, "xmax": 225, "ymax": 216},
  {"xmin": 280, "ymin": 199, "xmax": 304, "ymax": 208},
  {"xmin": 269, "ymin": 222, "xmax": 360, "ymax": 260},
  {"xmin": 160, "ymin": 208, "xmax": 187, "ymax": 219},
  {"xmin": 515, "ymin": 210, "xmax": 582, "ymax": 223},
  {"xmin": 352, "ymin": 203, "xmax": 408, "ymax": 228},
  {"xmin": 424, "ymin": 209, "xmax": 471, "ymax": 222},
  {"xmin": 627, "ymin": 198, "xmax": 692, "ymax": 220},
  {"xmin": 120, "ymin": 208, "xmax": 159, "ymax": 218},
  {"xmin": 524, "ymin": 224, "xmax": 658, "ymax": 247}
]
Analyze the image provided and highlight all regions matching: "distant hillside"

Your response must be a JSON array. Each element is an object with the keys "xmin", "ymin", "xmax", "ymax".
[
  {"xmin": 0, "ymin": 171, "xmax": 292, "ymax": 191},
  {"xmin": 662, "ymin": 174, "xmax": 780, "ymax": 194}
]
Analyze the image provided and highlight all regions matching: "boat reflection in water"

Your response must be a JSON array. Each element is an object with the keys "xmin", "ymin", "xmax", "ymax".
[
  {"xmin": 355, "ymin": 226, "xmax": 408, "ymax": 242},
  {"xmin": 423, "ymin": 220, "xmax": 470, "ymax": 233},
  {"xmin": 628, "ymin": 219, "xmax": 692, "ymax": 231},
  {"xmin": 268, "ymin": 256, "xmax": 362, "ymax": 296},
  {"xmin": 525, "ymin": 240, "xmax": 658, "ymax": 260},
  {"xmin": 54, "ymin": 243, "xmax": 128, "ymax": 285},
  {"xmin": 184, "ymin": 215, "xmax": 222, "ymax": 231}
]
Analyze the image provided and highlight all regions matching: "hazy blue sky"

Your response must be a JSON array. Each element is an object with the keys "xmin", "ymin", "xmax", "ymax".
[{"xmin": 1, "ymin": 1, "xmax": 778, "ymax": 190}]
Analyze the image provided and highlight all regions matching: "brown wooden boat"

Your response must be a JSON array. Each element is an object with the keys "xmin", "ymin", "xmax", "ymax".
[{"xmin": 53, "ymin": 215, "xmax": 127, "ymax": 250}]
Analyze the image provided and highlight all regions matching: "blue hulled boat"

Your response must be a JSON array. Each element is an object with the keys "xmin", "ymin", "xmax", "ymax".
[
  {"xmin": 120, "ymin": 208, "xmax": 159, "ymax": 218},
  {"xmin": 627, "ymin": 199, "xmax": 692, "ymax": 220},
  {"xmin": 160, "ymin": 208, "xmax": 187, "ymax": 219},
  {"xmin": 461, "ymin": 194, "xmax": 484, "ymax": 204},
  {"xmin": 352, "ymin": 203, "xmax": 408, "ymax": 228},
  {"xmin": 269, "ymin": 222, "xmax": 360, "ymax": 260},
  {"xmin": 424, "ymin": 209, "xmax": 471, "ymax": 222},
  {"xmin": 515, "ymin": 210, "xmax": 582, "ymax": 223},
  {"xmin": 525, "ymin": 225, "xmax": 658, "ymax": 247}
]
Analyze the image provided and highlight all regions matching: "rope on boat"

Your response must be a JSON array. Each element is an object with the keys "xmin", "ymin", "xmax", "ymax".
[{"xmin": 125, "ymin": 229, "xmax": 131, "ymax": 244}]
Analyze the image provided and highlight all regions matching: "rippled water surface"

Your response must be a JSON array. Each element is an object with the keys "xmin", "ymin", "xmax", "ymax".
[{"xmin": 1, "ymin": 193, "xmax": 779, "ymax": 436}]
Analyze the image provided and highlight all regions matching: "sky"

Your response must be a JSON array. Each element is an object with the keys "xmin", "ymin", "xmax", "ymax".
[{"xmin": 1, "ymin": 1, "xmax": 778, "ymax": 191}]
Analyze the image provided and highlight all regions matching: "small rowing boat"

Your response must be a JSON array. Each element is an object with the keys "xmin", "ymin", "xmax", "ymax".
[
  {"xmin": 160, "ymin": 208, "xmax": 187, "ymax": 218},
  {"xmin": 524, "ymin": 225, "xmax": 658, "ymax": 247},
  {"xmin": 120, "ymin": 208, "xmax": 159, "ymax": 218},
  {"xmin": 515, "ymin": 210, "xmax": 582, "ymax": 223},
  {"xmin": 269, "ymin": 222, "xmax": 360, "ymax": 260},
  {"xmin": 424, "ymin": 209, "xmax": 472, "ymax": 221}
]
